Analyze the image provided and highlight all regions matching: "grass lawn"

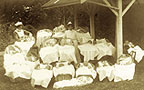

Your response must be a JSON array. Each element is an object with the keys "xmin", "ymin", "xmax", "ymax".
[{"xmin": 0, "ymin": 56, "xmax": 144, "ymax": 90}]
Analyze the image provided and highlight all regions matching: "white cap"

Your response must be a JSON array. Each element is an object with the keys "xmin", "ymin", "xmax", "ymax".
[
  {"xmin": 67, "ymin": 21, "xmax": 72, "ymax": 25},
  {"xmin": 15, "ymin": 21, "xmax": 23, "ymax": 26}
]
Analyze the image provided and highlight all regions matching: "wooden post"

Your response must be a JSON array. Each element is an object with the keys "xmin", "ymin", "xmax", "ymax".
[
  {"xmin": 116, "ymin": 0, "xmax": 123, "ymax": 60},
  {"xmin": 63, "ymin": 15, "xmax": 66, "ymax": 26},
  {"xmin": 90, "ymin": 14, "xmax": 95, "ymax": 39},
  {"xmin": 74, "ymin": 6, "xmax": 78, "ymax": 29},
  {"xmin": 74, "ymin": 11, "xmax": 78, "ymax": 29},
  {"xmin": 85, "ymin": 4, "xmax": 96, "ymax": 39},
  {"xmin": 102, "ymin": 0, "xmax": 135, "ymax": 61}
]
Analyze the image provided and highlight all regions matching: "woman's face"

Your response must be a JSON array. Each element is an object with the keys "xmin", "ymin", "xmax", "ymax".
[
  {"xmin": 17, "ymin": 25, "xmax": 23, "ymax": 29},
  {"xmin": 67, "ymin": 25, "xmax": 73, "ymax": 30}
]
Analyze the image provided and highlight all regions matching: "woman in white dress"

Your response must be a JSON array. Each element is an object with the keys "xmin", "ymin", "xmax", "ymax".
[
  {"xmin": 64, "ymin": 22, "xmax": 81, "ymax": 64},
  {"xmin": 13, "ymin": 21, "xmax": 33, "ymax": 42}
]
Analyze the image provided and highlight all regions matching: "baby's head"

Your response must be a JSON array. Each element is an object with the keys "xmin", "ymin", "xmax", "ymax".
[
  {"xmin": 65, "ymin": 39, "xmax": 73, "ymax": 45},
  {"xmin": 43, "ymin": 38, "xmax": 58, "ymax": 47},
  {"xmin": 60, "ymin": 38, "xmax": 66, "ymax": 46}
]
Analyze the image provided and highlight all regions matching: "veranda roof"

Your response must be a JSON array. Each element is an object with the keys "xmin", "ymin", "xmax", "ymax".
[
  {"xmin": 42, "ymin": 0, "xmax": 136, "ymax": 60},
  {"xmin": 42, "ymin": 0, "xmax": 118, "ymax": 9}
]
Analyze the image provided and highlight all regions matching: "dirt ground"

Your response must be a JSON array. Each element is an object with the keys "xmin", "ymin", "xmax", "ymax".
[{"xmin": 0, "ymin": 56, "xmax": 144, "ymax": 90}]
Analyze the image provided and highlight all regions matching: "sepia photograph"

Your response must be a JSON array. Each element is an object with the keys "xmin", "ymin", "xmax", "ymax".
[{"xmin": 0, "ymin": 0, "xmax": 144, "ymax": 90}]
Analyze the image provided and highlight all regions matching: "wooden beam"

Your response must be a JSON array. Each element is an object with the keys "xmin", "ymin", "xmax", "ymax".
[
  {"xmin": 122, "ymin": 0, "xmax": 136, "ymax": 16},
  {"xmin": 116, "ymin": 0, "xmax": 123, "ymax": 60},
  {"xmin": 43, "ymin": 2, "xmax": 80, "ymax": 9},
  {"xmin": 103, "ymin": 0, "xmax": 118, "ymax": 16},
  {"xmin": 88, "ymin": 0, "xmax": 119, "ymax": 10}
]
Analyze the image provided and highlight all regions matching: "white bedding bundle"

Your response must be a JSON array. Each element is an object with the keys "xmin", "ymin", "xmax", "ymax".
[
  {"xmin": 53, "ymin": 63, "xmax": 75, "ymax": 78},
  {"xmin": 36, "ymin": 29, "xmax": 52, "ymax": 47},
  {"xmin": 76, "ymin": 63, "xmax": 97, "ymax": 79},
  {"xmin": 76, "ymin": 32, "xmax": 92, "ymax": 44},
  {"xmin": 95, "ymin": 43, "xmax": 115, "ymax": 60},
  {"xmin": 128, "ymin": 45, "xmax": 144, "ymax": 63},
  {"xmin": 58, "ymin": 45, "xmax": 77, "ymax": 63},
  {"xmin": 52, "ymin": 32, "xmax": 65, "ymax": 38},
  {"xmin": 53, "ymin": 63, "xmax": 96, "ymax": 88},
  {"xmin": 4, "ymin": 45, "xmax": 39, "ymax": 79},
  {"xmin": 78, "ymin": 38, "xmax": 115, "ymax": 62},
  {"xmin": 14, "ymin": 40, "xmax": 35, "ymax": 55},
  {"xmin": 53, "ymin": 76, "xmax": 93, "ymax": 88},
  {"xmin": 78, "ymin": 44, "xmax": 99, "ymax": 62},
  {"xmin": 31, "ymin": 64, "xmax": 53, "ymax": 88},
  {"xmin": 39, "ymin": 45, "xmax": 59, "ymax": 63},
  {"xmin": 97, "ymin": 65, "xmax": 114, "ymax": 81},
  {"xmin": 114, "ymin": 63, "xmax": 135, "ymax": 82}
]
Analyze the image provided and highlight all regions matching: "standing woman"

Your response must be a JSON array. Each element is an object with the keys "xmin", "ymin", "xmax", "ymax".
[{"xmin": 65, "ymin": 22, "xmax": 81, "ymax": 64}]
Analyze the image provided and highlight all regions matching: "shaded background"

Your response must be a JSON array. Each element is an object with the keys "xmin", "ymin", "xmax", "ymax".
[{"xmin": 0, "ymin": 0, "xmax": 144, "ymax": 51}]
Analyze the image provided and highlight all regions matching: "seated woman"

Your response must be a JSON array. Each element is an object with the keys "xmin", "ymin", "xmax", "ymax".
[
  {"xmin": 13, "ymin": 22, "xmax": 35, "ymax": 55},
  {"xmin": 123, "ymin": 41, "xmax": 144, "ymax": 63},
  {"xmin": 13, "ymin": 21, "xmax": 33, "ymax": 42}
]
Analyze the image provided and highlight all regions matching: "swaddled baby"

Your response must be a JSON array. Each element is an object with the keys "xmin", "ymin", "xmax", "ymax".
[
  {"xmin": 52, "ymin": 25, "xmax": 66, "ymax": 39},
  {"xmin": 39, "ymin": 38, "xmax": 59, "ymax": 64},
  {"xmin": 117, "ymin": 54, "xmax": 134, "ymax": 65},
  {"xmin": 4, "ymin": 44, "xmax": 36, "ymax": 80},
  {"xmin": 59, "ymin": 38, "xmax": 74, "ymax": 46},
  {"xmin": 31, "ymin": 64, "xmax": 53, "ymax": 88},
  {"xmin": 76, "ymin": 62, "xmax": 96, "ymax": 79},
  {"xmin": 36, "ymin": 29, "xmax": 52, "ymax": 48},
  {"xmin": 53, "ymin": 61, "xmax": 75, "ymax": 82},
  {"xmin": 42, "ymin": 38, "xmax": 58, "ymax": 47},
  {"xmin": 58, "ymin": 38, "xmax": 77, "ymax": 64},
  {"xmin": 96, "ymin": 55, "xmax": 115, "ymax": 81},
  {"xmin": 53, "ymin": 62, "xmax": 96, "ymax": 88},
  {"xmin": 4, "ymin": 44, "xmax": 22, "ymax": 55}
]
